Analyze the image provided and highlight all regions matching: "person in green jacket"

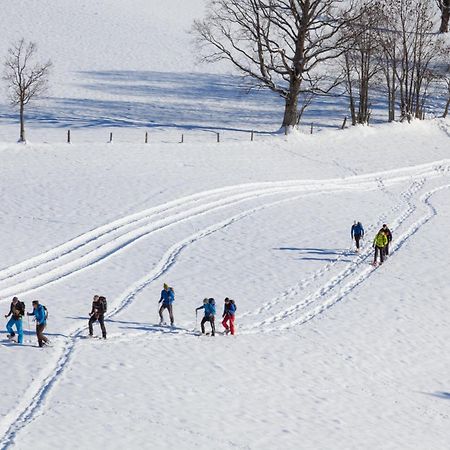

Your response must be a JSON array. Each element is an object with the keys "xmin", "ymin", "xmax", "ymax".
[{"xmin": 373, "ymin": 229, "xmax": 388, "ymax": 265}]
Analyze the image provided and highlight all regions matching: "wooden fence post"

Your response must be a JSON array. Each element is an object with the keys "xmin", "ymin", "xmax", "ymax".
[
  {"xmin": 145, "ymin": 131, "xmax": 148, "ymax": 144},
  {"xmin": 180, "ymin": 134, "xmax": 184, "ymax": 143},
  {"xmin": 67, "ymin": 129, "xmax": 71, "ymax": 144},
  {"xmin": 251, "ymin": 130, "xmax": 254, "ymax": 141},
  {"xmin": 216, "ymin": 132, "xmax": 220, "ymax": 143},
  {"xmin": 310, "ymin": 123, "xmax": 314, "ymax": 134},
  {"xmin": 109, "ymin": 132, "xmax": 113, "ymax": 143},
  {"xmin": 341, "ymin": 116, "xmax": 347, "ymax": 130}
]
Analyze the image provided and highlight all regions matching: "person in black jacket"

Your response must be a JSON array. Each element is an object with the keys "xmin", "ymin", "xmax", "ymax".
[
  {"xmin": 381, "ymin": 224, "xmax": 393, "ymax": 256},
  {"xmin": 88, "ymin": 295, "xmax": 107, "ymax": 339},
  {"xmin": 4, "ymin": 296, "xmax": 25, "ymax": 344}
]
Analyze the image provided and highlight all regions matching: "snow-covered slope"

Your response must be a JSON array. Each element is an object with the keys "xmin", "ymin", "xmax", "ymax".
[
  {"xmin": 0, "ymin": 119, "xmax": 449, "ymax": 449},
  {"xmin": 1, "ymin": 1, "xmax": 450, "ymax": 449}
]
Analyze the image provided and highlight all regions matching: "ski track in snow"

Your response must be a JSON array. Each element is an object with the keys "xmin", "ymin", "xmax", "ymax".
[
  {"xmin": 238, "ymin": 177, "xmax": 425, "ymax": 321},
  {"xmin": 1, "ymin": 162, "xmax": 450, "ymax": 448},
  {"xmin": 241, "ymin": 182, "xmax": 450, "ymax": 334},
  {"xmin": 0, "ymin": 190, "xmax": 315, "ymax": 449},
  {"xmin": 0, "ymin": 159, "xmax": 449, "ymax": 300}
]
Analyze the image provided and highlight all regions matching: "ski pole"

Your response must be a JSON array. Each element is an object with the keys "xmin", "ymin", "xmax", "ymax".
[
  {"xmin": 27, "ymin": 315, "xmax": 32, "ymax": 343},
  {"xmin": 195, "ymin": 310, "xmax": 198, "ymax": 330}
]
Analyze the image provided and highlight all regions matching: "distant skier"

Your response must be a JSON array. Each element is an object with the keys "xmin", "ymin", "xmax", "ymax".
[
  {"xmin": 381, "ymin": 224, "xmax": 392, "ymax": 256},
  {"xmin": 196, "ymin": 298, "xmax": 216, "ymax": 336},
  {"xmin": 27, "ymin": 300, "xmax": 49, "ymax": 347},
  {"xmin": 88, "ymin": 295, "xmax": 107, "ymax": 339},
  {"xmin": 159, "ymin": 283, "xmax": 175, "ymax": 326},
  {"xmin": 351, "ymin": 221, "xmax": 365, "ymax": 252},
  {"xmin": 4, "ymin": 296, "xmax": 25, "ymax": 344},
  {"xmin": 222, "ymin": 297, "xmax": 236, "ymax": 335},
  {"xmin": 372, "ymin": 229, "xmax": 388, "ymax": 266}
]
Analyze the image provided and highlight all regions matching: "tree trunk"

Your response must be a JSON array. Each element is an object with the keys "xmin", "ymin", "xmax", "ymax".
[
  {"xmin": 444, "ymin": 96, "xmax": 450, "ymax": 118},
  {"xmin": 19, "ymin": 101, "xmax": 25, "ymax": 142},
  {"xmin": 282, "ymin": 78, "xmax": 301, "ymax": 129},
  {"xmin": 439, "ymin": 0, "xmax": 449, "ymax": 33}
]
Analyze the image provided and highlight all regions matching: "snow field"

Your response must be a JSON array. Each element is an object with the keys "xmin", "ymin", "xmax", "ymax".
[{"xmin": 0, "ymin": 120, "xmax": 449, "ymax": 449}]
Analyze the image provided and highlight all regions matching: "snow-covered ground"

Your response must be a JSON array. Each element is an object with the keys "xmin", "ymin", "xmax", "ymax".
[
  {"xmin": 1, "ymin": 1, "xmax": 450, "ymax": 449},
  {"xmin": 0, "ymin": 119, "xmax": 449, "ymax": 450}
]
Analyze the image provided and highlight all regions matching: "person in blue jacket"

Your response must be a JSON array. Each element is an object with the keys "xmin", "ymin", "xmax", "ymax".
[
  {"xmin": 158, "ymin": 283, "xmax": 175, "ymax": 326},
  {"xmin": 196, "ymin": 298, "xmax": 216, "ymax": 336},
  {"xmin": 351, "ymin": 221, "xmax": 365, "ymax": 252},
  {"xmin": 4, "ymin": 296, "xmax": 25, "ymax": 344},
  {"xmin": 27, "ymin": 300, "xmax": 49, "ymax": 347}
]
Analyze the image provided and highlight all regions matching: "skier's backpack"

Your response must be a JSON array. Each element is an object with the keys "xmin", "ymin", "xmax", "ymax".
[
  {"xmin": 42, "ymin": 305, "xmax": 49, "ymax": 320},
  {"xmin": 99, "ymin": 296, "xmax": 107, "ymax": 314},
  {"xmin": 230, "ymin": 299, "xmax": 236, "ymax": 311},
  {"xmin": 17, "ymin": 301, "xmax": 26, "ymax": 317}
]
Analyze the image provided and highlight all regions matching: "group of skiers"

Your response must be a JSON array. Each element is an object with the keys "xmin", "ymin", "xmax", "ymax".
[
  {"xmin": 7, "ymin": 223, "xmax": 393, "ymax": 346},
  {"xmin": 3, "ymin": 283, "xmax": 237, "ymax": 346},
  {"xmin": 351, "ymin": 221, "xmax": 393, "ymax": 266},
  {"xmin": 4, "ymin": 297, "xmax": 49, "ymax": 347},
  {"xmin": 194, "ymin": 296, "xmax": 237, "ymax": 336},
  {"xmin": 4, "ymin": 219, "xmax": 394, "ymax": 347},
  {"xmin": 159, "ymin": 283, "xmax": 237, "ymax": 336}
]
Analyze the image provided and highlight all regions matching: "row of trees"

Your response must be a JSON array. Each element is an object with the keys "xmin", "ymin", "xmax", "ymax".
[
  {"xmin": 194, "ymin": 0, "xmax": 450, "ymax": 129},
  {"xmin": 2, "ymin": 2, "xmax": 449, "ymax": 140}
]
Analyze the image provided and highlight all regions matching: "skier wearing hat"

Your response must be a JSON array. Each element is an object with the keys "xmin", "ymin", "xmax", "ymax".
[
  {"xmin": 158, "ymin": 283, "xmax": 175, "ymax": 326},
  {"xmin": 4, "ymin": 296, "xmax": 25, "ymax": 344},
  {"xmin": 195, "ymin": 298, "xmax": 216, "ymax": 336}
]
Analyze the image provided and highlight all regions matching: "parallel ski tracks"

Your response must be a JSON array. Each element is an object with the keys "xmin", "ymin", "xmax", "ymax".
[
  {"xmin": 1, "ymin": 161, "xmax": 450, "ymax": 448},
  {"xmin": 0, "ymin": 160, "xmax": 448, "ymax": 300}
]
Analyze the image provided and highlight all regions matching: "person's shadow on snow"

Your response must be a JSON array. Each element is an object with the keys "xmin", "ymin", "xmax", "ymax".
[
  {"xmin": 276, "ymin": 247, "xmax": 353, "ymax": 263},
  {"xmin": 428, "ymin": 391, "xmax": 450, "ymax": 400}
]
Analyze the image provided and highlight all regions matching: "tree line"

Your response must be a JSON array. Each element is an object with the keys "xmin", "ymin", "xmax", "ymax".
[
  {"xmin": 2, "ymin": 1, "xmax": 449, "ymax": 141},
  {"xmin": 193, "ymin": 0, "xmax": 450, "ymax": 130}
]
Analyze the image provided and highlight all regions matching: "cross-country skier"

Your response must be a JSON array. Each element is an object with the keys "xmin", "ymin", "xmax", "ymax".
[
  {"xmin": 222, "ymin": 297, "xmax": 236, "ymax": 335},
  {"xmin": 196, "ymin": 298, "xmax": 216, "ymax": 336},
  {"xmin": 351, "ymin": 221, "xmax": 365, "ymax": 252},
  {"xmin": 373, "ymin": 229, "xmax": 388, "ymax": 266},
  {"xmin": 88, "ymin": 295, "xmax": 107, "ymax": 339},
  {"xmin": 159, "ymin": 283, "xmax": 175, "ymax": 326},
  {"xmin": 27, "ymin": 300, "xmax": 49, "ymax": 347},
  {"xmin": 4, "ymin": 296, "xmax": 25, "ymax": 344},
  {"xmin": 381, "ymin": 224, "xmax": 392, "ymax": 256}
]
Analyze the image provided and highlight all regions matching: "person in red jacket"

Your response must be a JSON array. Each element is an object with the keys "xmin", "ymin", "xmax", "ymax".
[{"xmin": 222, "ymin": 297, "xmax": 236, "ymax": 335}]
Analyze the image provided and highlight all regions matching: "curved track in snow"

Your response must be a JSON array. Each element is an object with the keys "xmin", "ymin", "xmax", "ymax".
[
  {"xmin": 0, "ymin": 159, "xmax": 448, "ymax": 300},
  {"xmin": 241, "ymin": 183, "xmax": 450, "ymax": 334},
  {"xmin": 1, "ymin": 161, "xmax": 450, "ymax": 449}
]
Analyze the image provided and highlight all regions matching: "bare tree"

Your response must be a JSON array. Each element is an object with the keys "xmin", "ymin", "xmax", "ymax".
[
  {"xmin": 3, "ymin": 39, "xmax": 52, "ymax": 142},
  {"xmin": 434, "ymin": 49, "xmax": 450, "ymax": 117},
  {"xmin": 341, "ymin": 1, "xmax": 383, "ymax": 125},
  {"xmin": 436, "ymin": 0, "xmax": 450, "ymax": 33},
  {"xmin": 375, "ymin": 0, "xmax": 446, "ymax": 122},
  {"xmin": 444, "ymin": 79, "xmax": 450, "ymax": 117},
  {"xmin": 193, "ymin": 0, "xmax": 357, "ymax": 130}
]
